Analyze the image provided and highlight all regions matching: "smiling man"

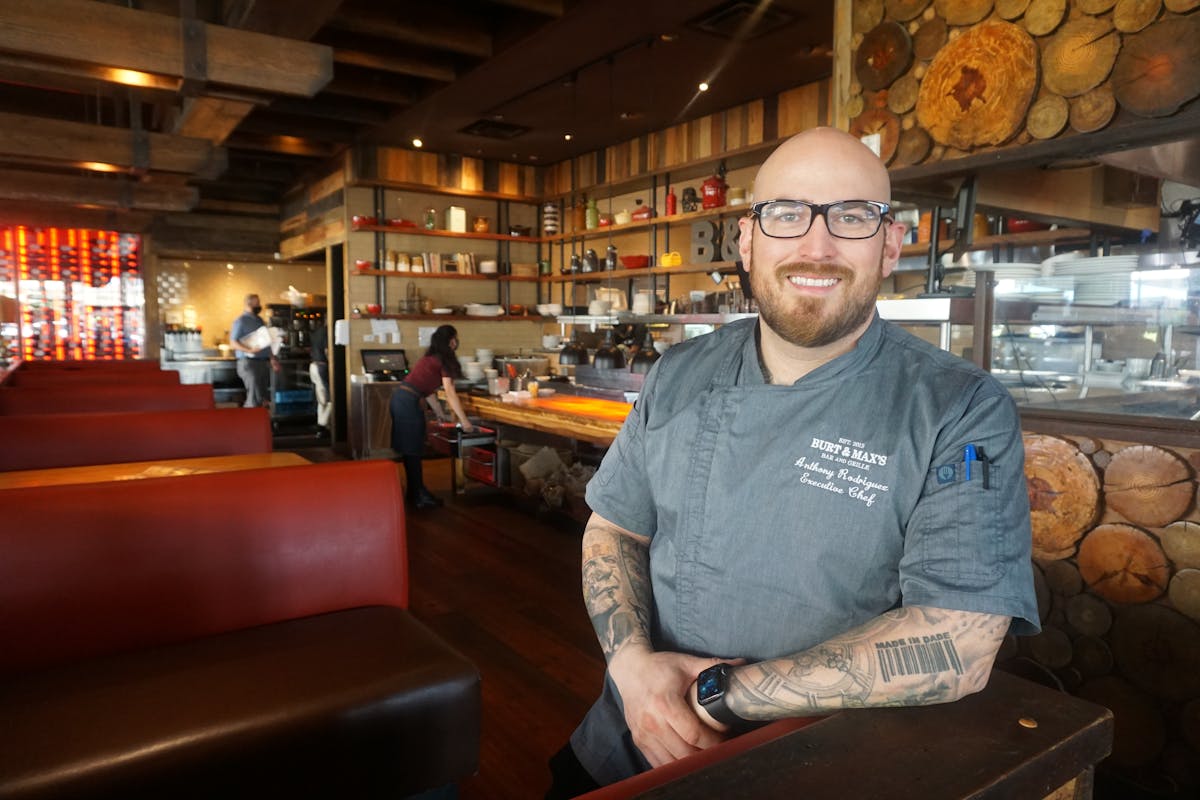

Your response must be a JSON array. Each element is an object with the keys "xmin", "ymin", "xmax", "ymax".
[{"xmin": 546, "ymin": 128, "xmax": 1040, "ymax": 798}]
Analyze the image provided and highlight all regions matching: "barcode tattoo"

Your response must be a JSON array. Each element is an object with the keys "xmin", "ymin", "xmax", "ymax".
[{"xmin": 875, "ymin": 633, "xmax": 964, "ymax": 683}]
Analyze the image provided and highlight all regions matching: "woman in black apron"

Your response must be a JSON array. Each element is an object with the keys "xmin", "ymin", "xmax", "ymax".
[{"xmin": 390, "ymin": 325, "xmax": 474, "ymax": 509}]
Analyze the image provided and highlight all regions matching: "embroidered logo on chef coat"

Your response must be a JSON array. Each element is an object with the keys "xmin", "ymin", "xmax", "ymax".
[{"xmin": 794, "ymin": 435, "xmax": 892, "ymax": 508}]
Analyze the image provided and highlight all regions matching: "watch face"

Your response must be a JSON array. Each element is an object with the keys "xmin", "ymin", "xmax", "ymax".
[{"xmin": 697, "ymin": 664, "xmax": 726, "ymax": 704}]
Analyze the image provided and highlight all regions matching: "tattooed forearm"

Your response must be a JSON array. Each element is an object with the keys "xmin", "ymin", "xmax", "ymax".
[
  {"xmin": 726, "ymin": 607, "xmax": 1011, "ymax": 719},
  {"xmin": 581, "ymin": 515, "xmax": 654, "ymax": 661}
]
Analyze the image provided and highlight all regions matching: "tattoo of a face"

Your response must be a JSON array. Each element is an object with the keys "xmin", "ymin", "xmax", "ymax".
[{"xmin": 582, "ymin": 524, "xmax": 653, "ymax": 659}]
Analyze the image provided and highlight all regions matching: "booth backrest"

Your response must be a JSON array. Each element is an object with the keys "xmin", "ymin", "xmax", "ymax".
[
  {"xmin": 0, "ymin": 407, "xmax": 272, "ymax": 471},
  {"xmin": 0, "ymin": 459, "xmax": 408, "ymax": 676},
  {"xmin": 7, "ymin": 369, "xmax": 181, "ymax": 387},
  {"xmin": 0, "ymin": 383, "xmax": 214, "ymax": 414},
  {"xmin": 18, "ymin": 359, "xmax": 165, "ymax": 371}
]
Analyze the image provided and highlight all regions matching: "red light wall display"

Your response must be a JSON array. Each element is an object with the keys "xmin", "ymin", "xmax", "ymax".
[{"xmin": 0, "ymin": 226, "xmax": 144, "ymax": 361}]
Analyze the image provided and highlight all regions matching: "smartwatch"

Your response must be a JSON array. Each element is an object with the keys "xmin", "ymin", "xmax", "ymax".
[{"xmin": 696, "ymin": 663, "xmax": 756, "ymax": 731}]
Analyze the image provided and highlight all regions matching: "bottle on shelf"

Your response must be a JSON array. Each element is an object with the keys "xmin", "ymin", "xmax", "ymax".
[
  {"xmin": 666, "ymin": 186, "xmax": 677, "ymax": 216},
  {"xmin": 585, "ymin": 197, "xmax": 599, "ymax": 230},
  {"xmin": 423, "ymin": 207, "xmax": 437, "ymax": 230},
  {"xmin": 572, "ymin": 198, "xmax": 587, "ymax": 232}
]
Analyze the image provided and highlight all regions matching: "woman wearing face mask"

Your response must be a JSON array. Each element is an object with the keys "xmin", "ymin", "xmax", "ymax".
[
  {"xmin": 229, "ymin": 292, "xmax": 278, "ymax": 408},
  {"xmin": 390, "ymin": 324, "xmax": 474, "ymax": 509}
]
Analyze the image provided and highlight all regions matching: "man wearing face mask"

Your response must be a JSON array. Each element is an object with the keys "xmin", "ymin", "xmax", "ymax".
[
  {"xmin": 229, "ymin": 293, "xmax": 277, "ymax": 408},
  {"xmin": 548, "ymin": 128, "xmax": 1039, "ymax": 797}
]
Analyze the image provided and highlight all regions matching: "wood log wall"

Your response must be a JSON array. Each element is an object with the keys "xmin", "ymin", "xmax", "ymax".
[
  {"xmin": 848, "ymin": 0, "xmax": 1200, "ymax": 168},
  {"xmin": 1016, "ymin": 430, "xmax": 1200, "ymax": 795}
]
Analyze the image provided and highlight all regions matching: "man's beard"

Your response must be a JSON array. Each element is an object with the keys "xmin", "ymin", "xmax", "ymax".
[{"xmin": 749, "ymin": 252, "xmax": 883, "ymax": 348}]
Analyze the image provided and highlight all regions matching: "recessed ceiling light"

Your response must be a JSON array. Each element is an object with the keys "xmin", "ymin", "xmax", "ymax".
[
  {"xmin": 698, "ymin": 82, "xmax": 710, "ymax": 92},
  {"xmin": 564, "ymin": 133, "xmax": 573, "ymax": 141},
  {"xmin": 659, "ymin": 33, "xmax": 678, "ymax": 42},
  {"xmin": 529, "ymin": 155, "xmax": 539, "ymax": 161},
  {"xmin": 412, "ymin": 138, "xmax": 423, "ymax": 148}
]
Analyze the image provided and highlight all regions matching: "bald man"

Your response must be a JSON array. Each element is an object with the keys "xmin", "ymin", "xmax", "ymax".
[{"xmin": 550, "ymin": 128, "xmax": 1039, "ymax": 795}]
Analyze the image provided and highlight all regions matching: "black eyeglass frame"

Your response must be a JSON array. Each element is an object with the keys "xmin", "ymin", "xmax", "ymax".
[{"xmin": 748, "ymin": 199, "xmax": 893, "ymax": 240}]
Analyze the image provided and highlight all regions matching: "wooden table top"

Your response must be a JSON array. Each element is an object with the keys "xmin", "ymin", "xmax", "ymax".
[
  {"xmin": 645, "ymin": 669, "xmax": 1112, "ymax": 799},
  {"xmin": 0, "ymin": 451, "xmax": 311, "ymax": 490},
  {"xmin": 458, "ymin": 392, "xmax": 631, "ymax": 446}
]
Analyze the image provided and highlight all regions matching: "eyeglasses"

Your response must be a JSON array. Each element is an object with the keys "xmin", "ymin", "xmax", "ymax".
[{"xmin": 749, "ymin": 199, "xmax": 891, "ymax": 240}]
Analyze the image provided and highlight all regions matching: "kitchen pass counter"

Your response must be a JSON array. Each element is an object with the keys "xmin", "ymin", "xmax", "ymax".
[{"xmin": 457, "ymin": 392, "xmax": 630, "ymax": 447}]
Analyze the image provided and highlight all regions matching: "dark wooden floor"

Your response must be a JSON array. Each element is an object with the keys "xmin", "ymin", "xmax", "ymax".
[{"xmin": 302, "ymin": 449, "xmax": 604, "ymax": 799}]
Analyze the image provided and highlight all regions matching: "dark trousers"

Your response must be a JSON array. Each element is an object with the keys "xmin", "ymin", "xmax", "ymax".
[{"xmin": 545, "ymin": 742, "xmax": 601, "ymax": 800}]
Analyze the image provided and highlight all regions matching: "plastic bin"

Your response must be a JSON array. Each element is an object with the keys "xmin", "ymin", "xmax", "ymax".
[{"xmin": 463, "ymin": 445, "xmax": 497, "ymax": 486}]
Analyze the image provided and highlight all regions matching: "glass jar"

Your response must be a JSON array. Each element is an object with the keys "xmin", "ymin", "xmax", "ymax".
[{"xmin": 423, "ymin": 207, "xmax": 437, "ymax": 230}]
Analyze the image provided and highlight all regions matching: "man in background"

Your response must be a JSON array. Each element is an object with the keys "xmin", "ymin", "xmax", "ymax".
[{"xmin": 229, "ymin": 293, "xmax": 276, "ymax": 408}]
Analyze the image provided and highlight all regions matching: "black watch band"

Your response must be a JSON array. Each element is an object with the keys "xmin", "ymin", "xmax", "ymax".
[{"xmin": 696, "ymin": 663, "xmax": 756, "ymax": 731}]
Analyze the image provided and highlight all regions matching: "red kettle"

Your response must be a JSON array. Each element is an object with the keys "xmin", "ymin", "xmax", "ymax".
[{"xmin": 701, "ymin": 174, "xmax": 727, "ymax": 209}]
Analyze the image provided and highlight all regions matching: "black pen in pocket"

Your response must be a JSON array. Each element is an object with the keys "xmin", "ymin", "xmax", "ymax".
[{"xmin": 976, "ymin": 446, "xmax": 990, "ymax": 490}]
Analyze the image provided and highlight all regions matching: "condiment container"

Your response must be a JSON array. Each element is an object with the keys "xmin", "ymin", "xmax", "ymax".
[{"xmin": 445, "ymin": 206, "xmax": 467, "ymax": 233}]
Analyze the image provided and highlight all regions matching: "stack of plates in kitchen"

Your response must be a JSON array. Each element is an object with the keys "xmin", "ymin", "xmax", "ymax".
[
  {"xmin": 942, "ymin": 268, "xmax": 975, "ymax": 288},
  {"xmin": 969, "ymin": 263, "xmax": 1062, "ymax": 300},
  {"xmin": 464, "ymin": 303, "xmax": 504, "ymax": 317},
  {"xmin": 542, "ymin": 202, "xmax": 560, "ymax": 235},
  {"xmin": 1050, "ymin": 255, "xmax": 1138, "ymax": 305}
]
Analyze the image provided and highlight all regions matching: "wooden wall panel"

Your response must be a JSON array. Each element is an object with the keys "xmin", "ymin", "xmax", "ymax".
[{"xmin": 778, "ymin": 82, "xmax": 830, "ymax": 138}]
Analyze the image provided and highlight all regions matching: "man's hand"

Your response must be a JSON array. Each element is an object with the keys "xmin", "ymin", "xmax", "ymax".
[{"xmin": 609, "ymin": 645, "xmax": 730, "ymax": 767}]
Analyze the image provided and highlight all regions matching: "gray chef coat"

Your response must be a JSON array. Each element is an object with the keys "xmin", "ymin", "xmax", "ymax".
[{"xmin": 573, "ymin": 315, "xmax": 1040, "ymax": 785}]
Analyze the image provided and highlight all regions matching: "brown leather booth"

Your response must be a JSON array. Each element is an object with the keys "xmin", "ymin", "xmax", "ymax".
[
  {"xmin": 0, "ymin": 407, "xmax": 272, "ymax": 471},
  {"xmin": 0, "ymin": 382, "xmax": 214, "ymax": 414},
  {"xmin": 0, "ymin": 460, "xmax": 481, "ymax": 799}
]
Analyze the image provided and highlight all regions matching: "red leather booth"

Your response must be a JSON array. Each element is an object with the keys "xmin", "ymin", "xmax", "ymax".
[
  {"xmin": 0, "ymin": 460, "xmax": 480, "ymax": 799},
  {"xmin": 0, "ymin": 407, "xmax": 272, "ymax": 471},
  {"xmin": 5, "ymin": 368, "xmax": 181, "ymax": 387},
  {"xmin": 0, "ymin": 382, "xmax": 214, "ymax": 414},
  {"xmin": 16, "ymin": 359, "xmax": 165, "ymax": 371}
]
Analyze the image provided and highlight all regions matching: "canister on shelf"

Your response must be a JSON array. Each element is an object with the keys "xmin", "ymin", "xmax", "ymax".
[{"xmin": 445, "ymin": 206, "xmax": 467, "ymax": 233}]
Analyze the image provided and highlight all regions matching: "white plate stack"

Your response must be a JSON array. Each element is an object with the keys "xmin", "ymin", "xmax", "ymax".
[
  {"xmin": 1047, "ymin": 255, "xmax": 1138, "ymax": 306},
  {"xmin": 542, "ymin": 202, "xmax": 560, "ymax": 235},
  {"xmin": 969, "ymin": 263, "xmax": 1067, "ymax": 300}
]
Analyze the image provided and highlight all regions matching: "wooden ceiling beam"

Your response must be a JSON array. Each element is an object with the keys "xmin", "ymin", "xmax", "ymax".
[
  {"xmin": 195, "ymin": 198, "xmax": 280, "ymax": 217},
  {"xmin": 0, "ymin": 56, "xmax": 179, "ymax": 101},
  {"xmin": 224, "ymin": 132, "xmax": 339, "ymax": 158},
  {"xmin": 0, "ymin": 167, "xmax": 199, "ymax": 212},
  {"xmin": 171, "ymin": 97, "xmax": 258, "ymax": 143},
  {"xmin": 269, "ymin": 96, "xmax": 390, "ymax": 125},
  {"xmin": 0, "ymin": 111, "xmax": 226, "ymax": 176},
  {"xmin": 486, "ymin": 0, "xmax": 564, "ymax": 15},
  {"xmin": 333, "ymin": 49, "xmax": 456, "ymax": 83},
  {"xmin": 236, "ymin": 113, "xmax": 355, "ymax": 144},
  {"xmin": 221, "ymin": 0, "xmax": 346, "ymax": 40},
  {"xmin": 328, "ymin": 10, "xmax": 492, "ymax": 58},
  {"xmin": 0, "ymin": 199, "xmax": 152, "ymax": 232},
  {"xmin": 0, "ymin": 0, "xmax": 332, "ymax": 97},
  {"xmin": 322, "ymin": 78, "xmax": 416, "ymax": 107}
]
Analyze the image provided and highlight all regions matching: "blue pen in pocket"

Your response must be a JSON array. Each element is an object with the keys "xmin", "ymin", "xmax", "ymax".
[{"xmin": 964, "ymin": 444, "xmax": 977, "ymax": 481}]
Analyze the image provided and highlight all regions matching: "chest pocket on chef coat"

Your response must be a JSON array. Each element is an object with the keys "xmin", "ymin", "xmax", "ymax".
[{"xmin": 909, "ymin": 460, "xmax": 1004, "ymax": 586}]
